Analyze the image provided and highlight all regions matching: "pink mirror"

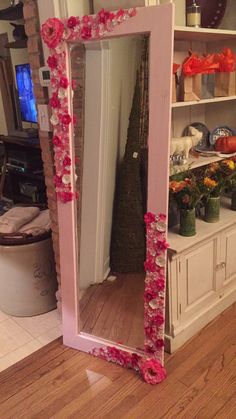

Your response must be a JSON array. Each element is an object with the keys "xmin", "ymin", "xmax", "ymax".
[{"xmin": 41, "ymin": 4, "xmax": 173, "ymax": 384}]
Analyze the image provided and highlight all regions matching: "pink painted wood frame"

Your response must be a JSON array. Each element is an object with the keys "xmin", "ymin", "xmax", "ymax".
[{"xmin": 58, "ymin": 5, "xmax": 174, "ymax": 363}]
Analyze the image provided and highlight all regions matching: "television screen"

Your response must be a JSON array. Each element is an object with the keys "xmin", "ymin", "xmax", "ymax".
[{"xmin": 15, "ymin": 63, "xmax": 37, "ymax": 124}]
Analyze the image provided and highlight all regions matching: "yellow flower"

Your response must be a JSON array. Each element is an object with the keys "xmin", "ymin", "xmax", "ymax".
[
  {"xmin": 223, "ymin": 159, "xmax": 235, "ymax": 170},
  {"xmin": 204, "ymin": 177, "xmax": 217, "ymax": 189}
]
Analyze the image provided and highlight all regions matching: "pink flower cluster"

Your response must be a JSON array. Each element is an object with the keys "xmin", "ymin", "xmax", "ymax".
[
  {"xmin": 91, "ymin": 346, "xmax": 166, "ymax": 385},
  {"xmin": 144, "ymin": 213, "xmax": 169, "ymax": 360},
  {"xmin": 41, "ymin": 8, "xmax": 136, "ymax": 48},
  {"xmin": 41, "ymin": 8, "xmax": 137, "ymax": 203}
]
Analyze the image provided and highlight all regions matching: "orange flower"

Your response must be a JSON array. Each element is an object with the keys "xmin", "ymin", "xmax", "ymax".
[
  {"xmin": 204, "ymin": 177, "xmax": 217, "ymax": 189},
  {"xmin": 169, "ymin": 180, "xmax": 186, "ymax": 193}
]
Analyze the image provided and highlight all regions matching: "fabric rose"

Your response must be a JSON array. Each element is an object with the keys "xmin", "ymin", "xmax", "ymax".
[
  {"xmin": 153, "ymin": 313, "xmax": 164, "ymax": 326},
  {"xmin": 140, "ymin": 359, "xmax": 167, "ymax": 384},
  {"xmin": 82, "ymin": 15, "xmax": 94, "ymax": 25},
  {"xmin": 81, "ymin": 26, "xmax": 92, "ymax": 40},
  {"xmin": 47, "ymin": 55, "xmax": 58, "ymax": 70},
  {"xmin": 155, "ymin": 278, "xmax": 165, "ymax": 292},
  {"xmin": 49, "ymin": 94, "xmax": 60, "ymax": 109},
  {"xmin": 63, "ymin": 155, "xmax": 71, "ymax": 167},
  {"xmin": 53, "ymin": 136, "xmax": 62, "ymax": 147},
  {"xmin": 144, "ymin": 257, "xmax": 156, "ymax": 273},
  {"xmin": 41, "ymin": 18, "xmax": 64, "ymax": 48},
  {"xmin": 98, "ymin": 9, "xmax": 114, "ymax": 24},
  {"xmin": 59, "ymin": 76, "xmax": 69, "ymax": 89},
  {"xmin": 60, "ymin": 113, "xmax": 72, "ymax": 125},
  {"xmin": 117, "ymin": 9, "xmax": 125, "ymax": 18},
  {"xmin": 145, "ymin": 344, "xmax": 155, "ymax": 354},
  {"xmin": 67, "ymin": 16, "xmax": 78, "ymax": 29},
  {"xmin": 158, "ymin": 213, "xmax": 166, "ymax": 221},
  {"xmin": 144, "ymin": 288, "xmax": 157, "ymax": 302},
  {"xmin": 58, "ymin": 191, "xmax": 73, "ymax": 203},
  {"xmin": 144, "ymin": 212, "xmax": 156, "ymax": 225},
  {"xmin": 54, "ymin": 175, "xmax": 62, "ymax": 187},
  {"xmin": 128, "ymin": 8, "xmax": 137, "ymax": 17}
]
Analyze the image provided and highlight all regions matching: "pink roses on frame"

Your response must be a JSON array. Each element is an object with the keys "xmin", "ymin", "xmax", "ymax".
[{"xmin": 41, "ymin": 18, "xmax": 64, "ymax": 48}]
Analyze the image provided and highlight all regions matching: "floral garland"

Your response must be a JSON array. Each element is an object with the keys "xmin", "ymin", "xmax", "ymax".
[
  {"xmin": 41, "ymin": 8, "xmax": 136, "ymax": 203},
  {"xmin": 91, "ymin": 212, "xmax": 169, "ymax": 385},
  {"xmin": 144, "ymin": 212, "xmax": 169, "ymax": 358},
  {"xmin": 91, "ymin": 345, "xmax": 167, "ymax": 385}
]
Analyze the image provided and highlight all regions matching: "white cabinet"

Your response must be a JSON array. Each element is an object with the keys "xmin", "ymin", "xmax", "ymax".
[
  {"xmin": 166, "ymin": 26, "xmax": 236, "ymax": 353},
  {"xmin": 165, "ymin": 203, "xmax": 236, "ymax": 353}
]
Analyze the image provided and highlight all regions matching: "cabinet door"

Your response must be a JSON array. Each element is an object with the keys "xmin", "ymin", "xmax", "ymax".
[
  {"xmin": 179, "ymin": 235, "xmax": 221, "ymax": 324},
  {"xmin": 221, "ymin": 226, "xmax": 236, "ymax": 292}
]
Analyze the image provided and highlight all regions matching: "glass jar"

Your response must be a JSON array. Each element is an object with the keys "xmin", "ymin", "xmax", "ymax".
[{"xmin": 186, "ymin": 2, "xmax": 201, "ymax": 28}]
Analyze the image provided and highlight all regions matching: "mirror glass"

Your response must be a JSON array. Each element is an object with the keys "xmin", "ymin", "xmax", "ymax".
[{"xmin": 70, "ymin": 34, "xmax": 149, "ymax": 351}]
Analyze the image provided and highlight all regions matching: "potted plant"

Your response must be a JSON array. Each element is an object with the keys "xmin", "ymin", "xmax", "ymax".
[{"xmin": 169, "ymin": 172, "xmax": 202, "ymax": 236}]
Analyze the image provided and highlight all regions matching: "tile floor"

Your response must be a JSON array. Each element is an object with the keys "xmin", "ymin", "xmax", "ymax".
[{"xmin": 0, "ymin": 308, "xmax": 62, "ymax": 372}]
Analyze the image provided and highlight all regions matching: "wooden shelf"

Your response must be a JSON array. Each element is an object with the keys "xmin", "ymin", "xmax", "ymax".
[
  {"xmin": 172, "ymin": 95, "xmax": 236, "ymax": 108},
  {"xmin": 169, "ymin": 154, "xmax": 235, "ymax": 175},
  {"xmin": 174, "ymin": 26, "xmax": 236, "ymax": 42},
  {"xmin": 168, "ymin": 198, "xmax": 236, "ymax": 254}
]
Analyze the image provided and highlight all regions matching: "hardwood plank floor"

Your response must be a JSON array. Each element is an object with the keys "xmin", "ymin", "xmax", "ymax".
[
  {"xmin": 0, "ymin": 303, "xmax": 235, "ymax": 419},
  {"xmin": 80, "ymin": 274, "xmax": 145, "ymax": 349}
]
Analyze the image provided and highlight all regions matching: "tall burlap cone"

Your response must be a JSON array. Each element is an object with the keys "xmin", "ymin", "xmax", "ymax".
[{"xmin": 110, "ymin": 72, "xmax": 146, "ymax": 273}]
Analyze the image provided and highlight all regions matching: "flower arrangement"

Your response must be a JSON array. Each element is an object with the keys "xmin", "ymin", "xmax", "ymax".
[
  {"xmin": 199, "ymin": 159, "xmax": 236, "ymax": 198},
  {"xmin": 169, "ymin": 172, "xmax": 203, "ymax": 210}
]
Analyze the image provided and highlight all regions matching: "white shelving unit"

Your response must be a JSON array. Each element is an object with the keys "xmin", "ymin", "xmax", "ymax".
[
  {"xmin": 172, "ymin": 95, "xmax": 236, "ymax": 108},
  {"xmin": 166, "ymin": 26, "xmax": 236, "ymax": 353},
  {"xmin": 174, "ymin": 26, "xmax": 236, "ymax": 42}
]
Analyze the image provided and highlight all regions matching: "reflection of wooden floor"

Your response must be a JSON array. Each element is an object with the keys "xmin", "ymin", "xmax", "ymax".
[{"xmin": 80, "ymin": 273, "xmax": 145, "ymax": 349}]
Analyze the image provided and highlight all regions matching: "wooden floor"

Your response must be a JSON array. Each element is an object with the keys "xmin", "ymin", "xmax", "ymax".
[
  {"xmin": 80, "ymin": 274, "xmax": 145, "ymax": 349},
  {"xmin": 0, "ymin": 304, "xmax": 235, "ymax": 419}
]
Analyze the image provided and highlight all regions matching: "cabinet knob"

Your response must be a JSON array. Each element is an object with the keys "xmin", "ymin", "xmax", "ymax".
[{"xmin": 221, "ymin": 262, "xmax": 226, "ymax": 269}]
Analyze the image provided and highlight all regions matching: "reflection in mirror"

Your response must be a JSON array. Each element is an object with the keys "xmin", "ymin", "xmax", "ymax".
[{"xmin": 71, "ymin": 35, "xmax": 149, "ymax": 350}]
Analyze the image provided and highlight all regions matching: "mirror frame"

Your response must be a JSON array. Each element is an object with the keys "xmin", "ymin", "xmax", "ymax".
[{"xmin": 41, "ymin": 4, "xmax": 173, "ymax": 384}]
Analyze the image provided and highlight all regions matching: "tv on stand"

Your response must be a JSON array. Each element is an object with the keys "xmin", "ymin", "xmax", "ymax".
[{"xmin": 10, "ymin": 63, "xmax": 38, "ymax": 139}]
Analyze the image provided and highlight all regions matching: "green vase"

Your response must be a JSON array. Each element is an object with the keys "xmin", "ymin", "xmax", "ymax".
[
  {"xmin": 179, "ymin": 208, "xmax": 196, "ymax": 237},
  {"xmin": 231, "ymin": 189, "xmax": 236, "ymax": 211},
  {"xmin": 205, "ymin": 196, "xmax": 220, "ymax": 223}
]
